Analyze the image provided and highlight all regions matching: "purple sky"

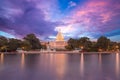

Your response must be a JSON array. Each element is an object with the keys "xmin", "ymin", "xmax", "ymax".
[{"xmin": 0, "ymin": 0, "xmax": 120, "ymax": 41}]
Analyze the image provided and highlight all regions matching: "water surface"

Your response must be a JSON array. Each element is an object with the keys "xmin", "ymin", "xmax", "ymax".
[{"xmin": 0, "ymin": 53, "xmax": 120, "ymax": 80}]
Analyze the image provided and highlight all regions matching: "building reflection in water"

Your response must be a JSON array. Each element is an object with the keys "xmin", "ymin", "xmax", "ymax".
[
  {"xmin": 80, "ymin": 53, "xmax": 84, "ymax": 76},
  {"xmin": 39, "ymin": 53, "xmax": 66, "ymax": 80},
  {"xmin": 54, "ymin": 54, "xmax": 66, "ymax": 80},
  {"xmin": 115, "ymin": 53, "xmax": 119, "ymax": 78},
  {"xmin": 0, "ymin": 53, "xmax": 4, "ymax": 65},
  {"xmin": 21, "ymin": 53, "xmax": 25, "ymax": 69}
]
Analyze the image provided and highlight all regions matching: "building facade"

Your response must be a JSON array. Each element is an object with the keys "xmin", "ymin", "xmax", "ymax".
[{"xmin": 49, "ymin": 30, "xmax": 67, "ymax": 49}]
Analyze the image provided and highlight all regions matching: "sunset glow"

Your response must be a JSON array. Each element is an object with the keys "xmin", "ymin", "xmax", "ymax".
[{"xmin": 0, "ymin": 0, "xmax": 120, "ymax": 41}]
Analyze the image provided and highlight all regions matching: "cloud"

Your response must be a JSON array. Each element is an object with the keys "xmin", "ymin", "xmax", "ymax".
[
  {"xmin": 59, "ymin": 0, "xmax": 120, "ymax": 39},
  {"xmin": 0, "ymin": 0, "xmax": 120, "ymax": 41},
  {"xmin": 68, "ymin": 1, "xmax": 77, "ymax": 8},
  {"xmin": 0, "ymin": 0, "xmax": 60, "ymax": 39}
]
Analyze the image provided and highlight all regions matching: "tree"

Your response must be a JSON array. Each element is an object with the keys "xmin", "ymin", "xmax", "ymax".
[
  {"xmin": 21, "ymin": 41, "xmax": 31, "ymax": 51},
  {"xmin": 78, "ymin": 37, "xmax": 92, "ymax": 51},
  {"xmin": 118, "ymin": 42, "xmax": 120, "ymax": 50},
  {"xmin": 66, "ymin": 37, "xmax": 92, "ymax": 51},
  {"xmin": 0, "ymin": 36, "xmax": 8, "ymax": 51},
  {"xmin": 24, "ymin": 34, "xmax": 42, "ymax": 50},
  {"xmin": 96, "ymin": 36, "xmax": 110, "ymax": 51},
  {"xmin": 108, "ymin": 41, "xmax": 117, "ymax": 51},
  {"xmin": 109, "ymin": 42, "xmax": 120, "ymax": 51},
  {"xmin": 8, "ymin": 38, "xmax": 22, "ymax": 51},
  {"xmin": 90, "ymin": 41, "xmax": 98, "ymax": 52},
  {"xmin": 66, "ymin": 38, "xmax": 78, "ymax": 50}
]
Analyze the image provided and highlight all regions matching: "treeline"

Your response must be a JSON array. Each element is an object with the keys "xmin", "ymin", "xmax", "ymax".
[
  {"xmin": 65, "ymin": 36, "xmax": 120, "ymax": 52},
  {"xmin": 0, "ymin": 33, "xmax": 120, "ymax": 52},
  {"xmin": 0, "ymin": 34, "xmax": 42, "ymax": 52}
]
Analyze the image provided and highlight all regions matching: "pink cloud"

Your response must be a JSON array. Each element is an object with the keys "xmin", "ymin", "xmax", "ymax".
[{"xmin": 59, "ymin": 0, "xmax": 120, "ymax": 38}]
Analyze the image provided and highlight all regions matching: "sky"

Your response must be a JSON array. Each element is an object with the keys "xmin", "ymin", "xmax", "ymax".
[{"xmin": 0, "ymin": 0, "xmax": 120, "ymax": 42}]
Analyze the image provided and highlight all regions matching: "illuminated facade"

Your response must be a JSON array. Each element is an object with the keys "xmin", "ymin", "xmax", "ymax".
[{"xmin": 49, "ymin": 30, "xmax": 67, "ymax": 49}]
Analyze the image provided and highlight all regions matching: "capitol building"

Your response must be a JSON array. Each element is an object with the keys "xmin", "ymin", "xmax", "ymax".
[{"xmin": 49, "ymin": 30, "xmax": 67, "ymax": 49}]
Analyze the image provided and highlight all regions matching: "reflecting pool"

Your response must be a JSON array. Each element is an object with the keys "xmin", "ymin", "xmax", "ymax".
[{"xmin": 0, "ymin": 53, "xmax": 120, "ymax": 80}]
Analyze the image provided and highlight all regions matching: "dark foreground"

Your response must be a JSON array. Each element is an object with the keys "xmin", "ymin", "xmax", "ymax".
[{"xmin": 0, "ymin": 53, "xmax": 120, "ymax": 80}]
